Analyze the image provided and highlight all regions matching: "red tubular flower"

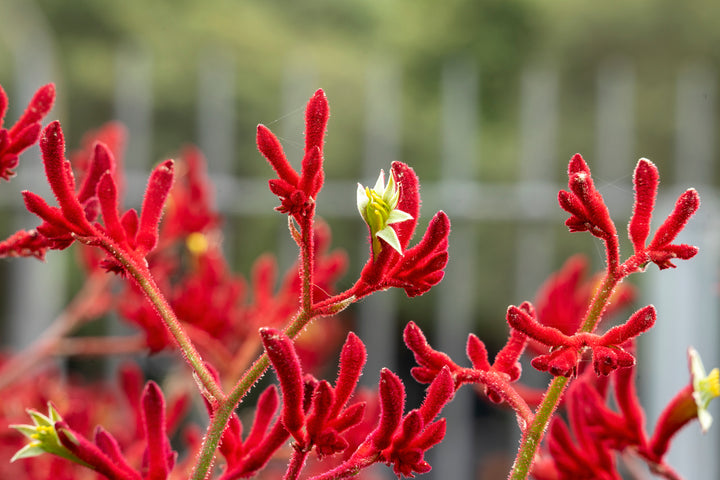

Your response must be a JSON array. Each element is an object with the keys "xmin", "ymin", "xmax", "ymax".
[
  {"xmin": 257, "ymin": 89, "xmax": 328, "ymax": 217},
  {"xmin": 7, "ymin": 121, "xmax": 175, "ymax": 272},
  {"xmin": 558, "ymin": 154, "xmax": 620, "ymax": 267},
  {"xmin": 260, "ymin": 328, "xmax": 306, "ymax": 443},
  {"xmin": 322, "ymin": 367, "xmax": 453, "ymax": 478},
  {"xmin": 141, "ymin": 382, "xmax": 175, "ymax": 480},
  {"xmin": 0, "ymin": 83, "xmax": 55, "ymax": 181},
  {"xmin": 353, "ymin": 162, "xmax": 450, "ymax": 298},
  {"xmin": 260, "ymin": 329, "xmax": 368, "ymax": 457},
  {"xmin": 624, "ymin": 158, "xmax": 700, "ymax": 271},
  {"xmin": 403, "ymin": 321, "xmax": 527, "ymax": 407},
  {"xmin": 217, "ymin": 385, "xmax": 293, "ymax": 480},
  {"xmin": 507, "ymin": 304, "xmax": 656, "ymax": 377},
  {"xmin": 36, "ymin": 380, "xmax": 180, "ymax": 480}
]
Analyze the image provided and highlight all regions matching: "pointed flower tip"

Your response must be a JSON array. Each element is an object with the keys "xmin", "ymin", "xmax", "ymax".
[
  {"xmin": 689, "ymin": 347, "xmax": 720, "ymax": 433},
  {"xmin": 637, "ymin": 157, "xmax": 656, "ymax": 169},
  {"xmin": 568, "ymin": 153, "xmax": 589, "ymax": 174}
]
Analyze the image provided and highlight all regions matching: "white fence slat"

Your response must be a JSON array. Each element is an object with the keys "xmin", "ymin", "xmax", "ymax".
[{"xmin": 431, "ymin": 59, "xmax": 478, "ymax": 479}]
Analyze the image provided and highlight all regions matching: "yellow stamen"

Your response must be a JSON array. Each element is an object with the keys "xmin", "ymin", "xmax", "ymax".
[
  {"xmin": 186, "ymin": 232, "xmax": 208, "ymax": 256},
  {"xmin": 705, "ymin": 368, "xmax": 720, "ymax": 399}
]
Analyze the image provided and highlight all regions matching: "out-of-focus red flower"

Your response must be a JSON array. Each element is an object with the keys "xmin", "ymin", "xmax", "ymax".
[{"xmin": 0, "ymin": 83, "xmax": 55, "ymax": 181}]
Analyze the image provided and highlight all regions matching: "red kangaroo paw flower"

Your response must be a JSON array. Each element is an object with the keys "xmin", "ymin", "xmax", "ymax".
[
  {"xmin": 93, "ymin": 427, "xmax": 139, "ymax": 478},
  {"xmin": 561, "ymin": 154, "xmax": 616, "ymax": 239},
  {"xmin": 258, "ymin": 89, "xmax": 329, "ymax": 217},
  {"xmin": 330, "ymin": 332, "xmax": 367, "ymax": 419},
  {"xmin": 56, "ymin": 421, "xmax": 141, "ymax": 480},
  {"xmin": 306, "ymin": 380, "xmax": 335, "ymax": 439},
  {"xmin": 371, "ymin": 368, "xmax": 406, "ymax": 451},
  {"xmin": 466, "ymin": 333, "xmax": 491, "ymax": 371},
  {"xmin": 244, "ymin": 385, "xmax": 280, "ymax": 451},
  {"xmin": 8, "ymin": 83, "xmax": 56, "ymax": 138},
  {"xmin": 506, "ymin": 305, "xmax": 573, "ymax": 348},
  {"xmin": 642, "ymin": 188, "xmax": 701, "ymax": 269},
  {"xmin": 628, "ymin": 158, "xmax": 659, "ymax": 253},
  {"xmin": 260, "ymin": 328, "xmax": 306, "ymax": 443},
  {"xmin": 136, "ymin": 160, "xmax": 174, "ymax": 255},
  {"xmin": 645, "ymin": 347, "xmax": 720, "ymax": 463},
  {"xmin": 304, "ymin": 89, "xmax": 329, "ymax": 156},
  {"xmin": 161, "ymin": 146, "xmax": 221, "ymax": 239},
  {"xmin": 141, "ymin": 381, "xmax": 175, "ymax": 480},
  {"xmin": 0, "ymin": 84, "xmax": 6, "ymax": 125},
  {"xmin": 531, "ymin": 348, "xmax": 581, "ymax": 378},
  {"xmin": 599, "ymin": 305, "xmax": 656, "ymax": 346},
  {"xmin": 648, "ymin": 188, "xmax": 700, "ymax": 250},
  {"xmin": 0, "ymin": 83, "xmax": 55, "ymax": 180},
  {"xmin": 40, "ymin": 121, "xmax": 93, "ymax": 234},
  {"xmin": 516, "ymin": 304, "xmax": 655, "ymax": 377},
  {"xmin": 403, "ymin": 321, "xmax": 463, "ymax": 385},
  {"xmin": 418, "ymin": 367, "xmax": 454, "ymax": 424},
  {"xmin": 257, "ymin": 124, "xmax": 299, "ymax": 186},
  {"xmin": 0, "ymin": 228, "xmax": 50, "ymax": 259},
  {"xmin": 558, "ymin": 154, "xmax": 621, "ymax": 268},
  {"xmin": 492, "ymin": 328, "xmax": 528, "ymax": 382},
  {"xmin": 98, "ymin": 172, "xmax": 128, "ymax": 245},
  {"xmin": 77, "ymin": 142, "xmax": 115, "ymax": 206}
]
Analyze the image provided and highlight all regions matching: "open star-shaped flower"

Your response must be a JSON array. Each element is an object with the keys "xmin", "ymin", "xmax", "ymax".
[{"xmin": 357, "ymin": 169, "xmax": 413, "ymax": 259}]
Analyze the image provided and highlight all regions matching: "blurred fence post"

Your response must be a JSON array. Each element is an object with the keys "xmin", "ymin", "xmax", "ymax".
[
  {"xmin": 358, "ymin": 61, "xmax": 401, "ymax": 390},
  {"xmin": 594, "ymin": 59, "xmax": 635, "ymax": 214},
  {"xmin": 115, "ymin": 46, "xmax": 153, "ymax": 174},
  {"xmin": 197, "ymin": 50, "xmax": 236, "ymax": 176},
  {"xmin": 595, "ymin": 59, "xmax": 635, "ymax": 178},
  {"xmin": 642, "ymin": 63, "xmax": 719, "ymax": 480},
  {"xmin": 277, "ymin": 60, "xmax": 317, "ymax": 274},
  {"xmin": 431, "ymin": 58, "xmax": 478, "ymax": 479},
  {"xmin": 514, "ymin": 66, "xmax": 558, "ymax": 302}
]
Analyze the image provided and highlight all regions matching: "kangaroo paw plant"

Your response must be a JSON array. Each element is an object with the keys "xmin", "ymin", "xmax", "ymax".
[{"xmin": 0, "ymin": 84, "xmax": 715, "ymax": 480}]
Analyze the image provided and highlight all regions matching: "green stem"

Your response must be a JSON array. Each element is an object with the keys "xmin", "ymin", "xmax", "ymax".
[
  {"xmin": 105, "ymin": 241, "xmax": 224, "ymax": 402},
  {"xmin": 509, "ymin": 375, "xmax": 569, "ymax": 480},
  {"xmin": 508, "ymin": 270, "xmax": 620, "ymax": 479},
  {"xmin": 190, "ymin": 309, "xmax": 314, "ymax": 480}
]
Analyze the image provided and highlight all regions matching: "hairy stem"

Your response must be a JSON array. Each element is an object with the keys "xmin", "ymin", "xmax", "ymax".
[{"xmin": 105, "ymin": 240, "xmax": 225, "ymax": 402}]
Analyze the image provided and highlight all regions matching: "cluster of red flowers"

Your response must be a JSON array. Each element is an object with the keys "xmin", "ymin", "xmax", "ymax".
[{"xmin": 0, "ymin": 84, "xmax": 714, "ymax": 480}]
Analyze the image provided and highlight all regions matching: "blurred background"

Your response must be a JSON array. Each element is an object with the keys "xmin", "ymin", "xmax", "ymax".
[{"xmin": 1, "ymin": 0, "xmax": 719, "ymax": 478}]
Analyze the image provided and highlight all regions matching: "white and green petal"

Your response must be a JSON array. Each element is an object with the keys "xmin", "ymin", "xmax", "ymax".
[
  {"xmin": 357, "ymin": 169, "xmax": 413, "ymax": 259},
  {"xmin": 689, "ymin": 347, "xmax": 720, "ymax": 433},
  {"xmin": 10, "ymin": 403, "xmax": 84, "ymax": 464}
]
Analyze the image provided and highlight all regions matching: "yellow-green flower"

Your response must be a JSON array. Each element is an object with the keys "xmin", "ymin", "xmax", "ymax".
[
  {"xmin": 11, "ymin": 403, "xmax": 83, "ymax": 464},
  {"xmin": 357, "ymin": 170, "xmax": 413, "ymax": 259},
  {"xmin": 689, "ymin": 347, "xmax": 720, "ymax": 433}
]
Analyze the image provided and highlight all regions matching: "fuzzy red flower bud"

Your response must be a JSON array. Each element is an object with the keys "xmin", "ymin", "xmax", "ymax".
[
  {"xmin": 257, "ymin": 89, "xmax": 329, "ymax": 217},
  {"xmin": 0, "ymin": 83, "xmax": 55, "ymax": 180},
  {"xmin": 628, "ymin": 158, "xmax": 659, "ymax": 253},
  {"xmin": 260, "ymin": 328, "xmax": 306, "ymax": 442},
  {"xmin": 371, "ymin": 368, "xmax": 405, "ymax": 451}
]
